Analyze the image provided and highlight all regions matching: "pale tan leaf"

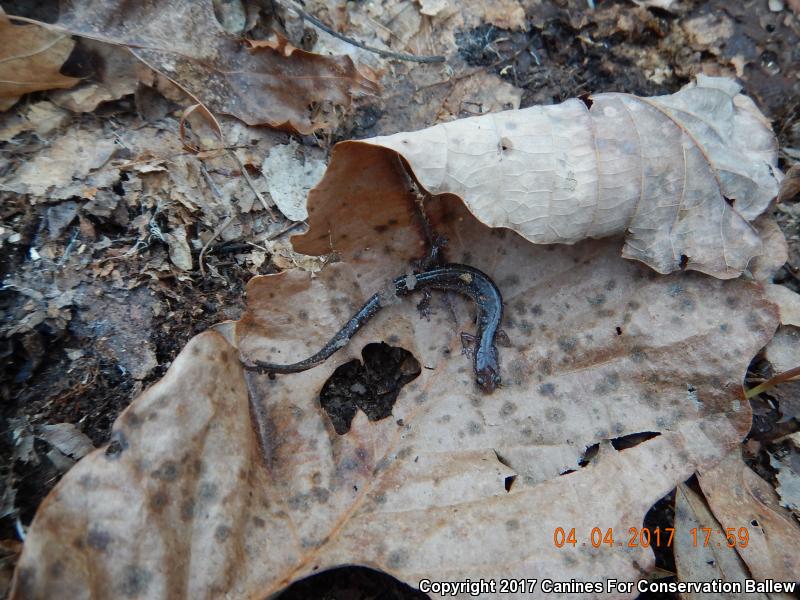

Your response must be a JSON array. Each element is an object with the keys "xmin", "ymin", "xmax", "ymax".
[
  {"xmin": 11, "ymin": 187, "xmax": 778, "ymax": 597},
  {"xmin": 37, "ymin": 423, "xmax": 94, "ymax": 460},
  {"xmin": 0, "ymin": 10, "xmax": 79, "ymax": 111},
  {"xmin": 0, "ymin": 100, "xmax": 69, "ymax": 142},
  {"xmin": 359, "ymin": 76, "xmax": 781, "ymax": 279},
  {"xmin": 764, "ymin": 325, "xmax": 800, "ymax": 375},
  {"xmin": 674, "ymin": 484, "xmax": 763, "ymax": 600},
  {"xmin": 697, "ymin": 449, "xmax": 800, "ymax": 582},
  {"xmin": 261, "ymin": 139, "xmax": 326, "ymax": 222},
  {"xmin": 634, "ymin": 0, "xmax": 678, "ymax": 10},
  {"xmin": 764, "ymin": 284, "xmax": 800, "ymax": 326},
  {"xmin": 0, "ymin": 127, "xmax": 117, "ymax": 199},
  {"xmin": 749, "ymin": 214, "xmax": 788, "ymax": 282},
  {"xmin": 163, "ymin": 227, "xmax": 193, "ymax": 272}
]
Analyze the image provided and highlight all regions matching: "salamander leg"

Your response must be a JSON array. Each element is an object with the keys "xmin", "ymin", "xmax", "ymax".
[
  {"xmin": 495, "ymin": 329, "xmax": 512, "ymax": 348},
  {"xmin": 460, "ymin": 332, "xmax": 476, "ymax": 359}
]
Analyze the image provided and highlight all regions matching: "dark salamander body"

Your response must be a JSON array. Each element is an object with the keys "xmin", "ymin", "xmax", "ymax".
[{"xmin": 242, "ymin": 264, "xmax": 503, "ymax": 392}]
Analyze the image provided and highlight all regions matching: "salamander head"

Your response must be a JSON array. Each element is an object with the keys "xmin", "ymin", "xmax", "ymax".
[{"xmin": 475, "ymin": 346, "xmax": 500, "ymax": 393}]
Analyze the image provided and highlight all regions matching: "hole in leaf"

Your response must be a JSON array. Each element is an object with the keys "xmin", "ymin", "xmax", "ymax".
[
  {"xmin": 610, "ymin": 431, "xmax": 661, "ymax": 451},
  {"xmin": 319, "ymin": 343, "xmax": 420, "ymax": 435},
  {"xmin": 679, "ymin": 254, "xmax": 689, "ymax": 270},
  {"xmin": 504, "ymin": 475, "xmax": 516, "ymax": 492},
  {"xmin": 573, "ymin": 432, "xmax": 661, "ymax": 471},
  {"xmin": 643, "ymin": 488, "xmax": 677, "ymax": 574},
  {"xmin": 112, "ymin": 171, "xmax": 129, "ymax": 197},
  {"xmin": 280, "ymin": 565, "xmax": 428, "ymax": 599},
  {"xmin": 751, "ymin": 519, "xmax": 759, "ymax": 527},
  {"xmin": 578, "ymin": 442, "xmax": 600, "ymax": 467},
  {"xmin": 615, "ymin": 326, "xmax": 622, "ymax": 336},
  {"xmin": 723, "ymin": 195, "xmax": 735, "ymax": 206}
]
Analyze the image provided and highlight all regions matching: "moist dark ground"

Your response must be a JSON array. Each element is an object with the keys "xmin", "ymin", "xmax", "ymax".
[{"xmin": 1, "ymin": 0, "xmax": 799, "ymax": 598}]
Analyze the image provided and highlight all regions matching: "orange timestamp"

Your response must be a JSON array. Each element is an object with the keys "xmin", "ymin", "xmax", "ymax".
[{"xmin": 553, "ymin": 526, "xmax": 750, "ymax": 549}]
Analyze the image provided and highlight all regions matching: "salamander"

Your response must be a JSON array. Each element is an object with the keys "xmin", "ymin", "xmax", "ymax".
[{"xmin": 242, "ymin": 263, "xmax": 503, "ymax": 392}]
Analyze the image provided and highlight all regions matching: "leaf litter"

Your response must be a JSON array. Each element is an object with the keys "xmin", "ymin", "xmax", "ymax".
[
  {"xmin": 37, "ymin": 0, "xmax": 380, "ymax": 134},
  {"xmin": 10, "ymin": 148, "xmax": 785, "ymax": 595}
]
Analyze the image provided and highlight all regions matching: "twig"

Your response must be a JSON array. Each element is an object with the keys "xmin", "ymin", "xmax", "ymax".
[
  {"xmin": 57, "ymin": 227, "xmax": 80, "ymax": 267},
  {"xmin": 745, "ymin": 365, "xmax": 800, "ymax": 399},
  {"xmin": 229, "ymin": 149, "xmax": 277, "ymax": 221},
  {"xmin": 199, "ymin": 215, "xmax": 234, "ymax": 277},
  {"xmin": 285, "ymin": 0, "xmax": 445, "ymax": 63},
  {"xmin": 267, "ymin": 220, "xmax": 306, "ymax": 240},
  {"xmin": 198, "ymin": 163, "xmax": 234, "ymax": 277}
]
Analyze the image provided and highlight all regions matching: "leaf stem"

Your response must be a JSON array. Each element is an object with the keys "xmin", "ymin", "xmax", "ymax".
[
  {"xmin": 285, "ymin": 1, "xmax": 446, "ymax": 64},
  {"xmin": 745, "ymin": 365, "xmax": 800, "ymax": 399}
]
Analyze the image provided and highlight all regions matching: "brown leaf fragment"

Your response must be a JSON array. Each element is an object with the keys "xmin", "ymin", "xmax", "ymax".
[
  {"xmin": 163, "ymin": 227, "xmax": 193, "ymax": 272},
  {"xmin": 697, "ymin": 448, "xmax": 800, "ymax": 582},
  {"xmin": 0, "ymin": 10, "xmax": 79, "ymax": 111},
  {"xmin": 0, "ymin": 100, "xmax": 69, "ymax": 141},
  {"xmin": 37, "ymin": 423, "xmax": 94, "ymax": 460},
  {"xmin": 49, "ymin": 0, "xmax": 379, "ymax": 133},
  {"xmin": 778, "ymin": 164, "xmax": 800, "ymax": 204},
  {"xmin": 49, "ymin": 38, "xmax": 139, "ymax": 112},
  {"xmin": 674, "ymin": 484, "xmax": 764, "ymax": 600},
  {"xmin": 0, "ymin": 126, "xmax": 117, "ymax": 199}
]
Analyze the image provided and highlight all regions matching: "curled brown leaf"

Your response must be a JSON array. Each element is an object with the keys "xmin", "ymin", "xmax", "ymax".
[{"xmin": 0, "ymin": 10, "xmax": 79, "ymax": 111}]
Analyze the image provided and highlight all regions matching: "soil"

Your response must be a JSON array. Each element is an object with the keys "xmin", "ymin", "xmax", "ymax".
[{"xmin": 1, "ymin": 0, "xmax": 798, "ymax": 598}]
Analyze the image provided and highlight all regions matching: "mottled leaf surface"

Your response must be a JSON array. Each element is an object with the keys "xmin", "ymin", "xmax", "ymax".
[{"xmin": 11, "ymin": 184, "xmax": 779, "ymax": 598}]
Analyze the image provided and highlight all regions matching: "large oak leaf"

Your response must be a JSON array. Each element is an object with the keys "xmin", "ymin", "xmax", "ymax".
[
  {"xmin": 355, "ymin": 76, "xmax": 780, "ymax": 279},
  {"xmin": 11, "ymin": 184, "xmax": 778, "ymax": 598}
]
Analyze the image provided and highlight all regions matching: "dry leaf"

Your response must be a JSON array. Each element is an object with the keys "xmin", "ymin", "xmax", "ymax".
[
  {"xmin": 674, "ymin": 484, "xmax": 763, "ymax": 599},
  {"xmin": 353, "ymin": 76, "xmax": 780, "ymax": 279},
  {"xmin": 0, "ymin": 10, "xmax": 79, "ymax": 111},
  {"xmin": 769, "ymin": 435, "xmax": 800, "ymax": 518},
  {"xmin": 764, "ymin": 284, "xmax": 800, "ymax": 326},
  {"xmin": 697, "ymin": 449, "xmax": 800, "ymax": 582},
  {"xmin": 749, "ymin": 214, "xmax": 789, "ymax": 282},
  {"xmin": 765, "ymin": 326, "xmax": 800, "ymax": 374},
  {"xmin": 0, "ymin": 101, "xmax": 69, "ymax": 142},
  {"xmin": 439, "ymin": 71, "xmax": 522, "ymax": 117},
  {"xmin": 11, "ymin": 183, "xmax": 779, "ymax": 596},
  {"xmin": 46, "ymin": 0, "xmax": 378, "ymax": 133},
  {"xmin": 163, "ymin": 227, "xmax": 193, "ymax": 272},
  {"xmin": 777, "ymin": 164, "xmax": 800, "ymax": 204},
  {"xmin": 0, "ymin": 127, "xmax": 117, "ymax": 199},
  {"xmin": 49, "ymin": 39, "xmax": 139, "ymax": 113},
  {"xmin": 261, "ymin": 139, "xmax": 326, "ymax": 222},
  {"xmin": 633, "ymin": 0, "xmax": 677, "ymax": 10},
  {"xmin": 762, "ymin": 325, "xmax": 800, "ymax": 422}
]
